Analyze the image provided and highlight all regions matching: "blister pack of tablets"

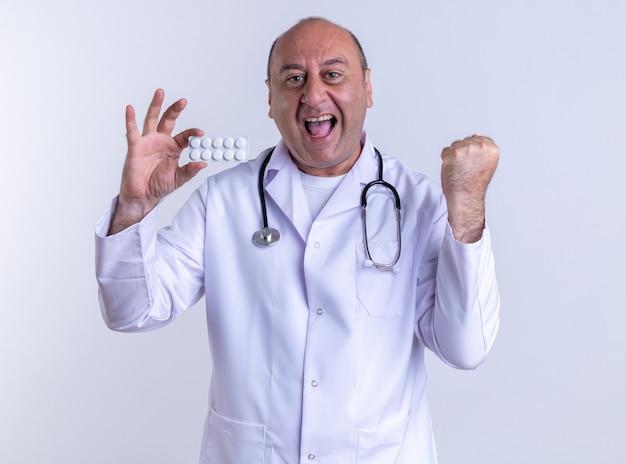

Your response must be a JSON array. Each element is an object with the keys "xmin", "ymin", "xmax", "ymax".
[{"xmin": 186, "ymin": 136, "xmax": 249, "ymax": 162}]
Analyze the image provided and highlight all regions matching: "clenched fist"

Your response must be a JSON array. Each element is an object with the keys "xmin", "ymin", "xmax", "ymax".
[{"xmin": 441, "ymin": 135, "xmax": 499, "ymax": 243}]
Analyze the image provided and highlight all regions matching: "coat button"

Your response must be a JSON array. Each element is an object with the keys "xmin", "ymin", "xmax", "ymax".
[
  {"xmin": 311, "ymin": 380, "xmax": 319, "ymax": 387},
  {"xmin": 308, "ymin": 454, "xmax": 316, "ymax": 460},
  {"xmin": 316, "ymin": 308, "xmax": 323, "ymax": 315}
]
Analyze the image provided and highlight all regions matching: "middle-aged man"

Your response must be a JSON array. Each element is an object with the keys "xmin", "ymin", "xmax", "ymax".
[{"xmin": 96, "ymin": 16, "xmax": 500, "ymax": 463}]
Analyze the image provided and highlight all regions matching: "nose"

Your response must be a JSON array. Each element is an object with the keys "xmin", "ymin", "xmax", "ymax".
[{"xmin": 301, "ymin": 76, "xmax": 327, "ymax": 106}]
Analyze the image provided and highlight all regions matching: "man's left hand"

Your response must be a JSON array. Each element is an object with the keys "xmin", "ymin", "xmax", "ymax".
[{"xmin": 440, "ymin": 135, "xmax": 500, "ymax": 243}]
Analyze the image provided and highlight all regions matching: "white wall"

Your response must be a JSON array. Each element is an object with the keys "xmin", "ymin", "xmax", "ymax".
[{"xmin": 1, "ymin": 0, "xmax": 624, "ymax": 462}]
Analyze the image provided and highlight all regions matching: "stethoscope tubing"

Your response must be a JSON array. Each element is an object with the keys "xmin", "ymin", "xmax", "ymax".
[
  {"xmin": 253, "ymin": 147, "xmax": 402, "ymax": 271},
  {"xmin": 361, "ymin": 149, "xmax": 402, "ymax": 271},
  {"xmin": 256, "ymin": 147, "xmax": 275, "ymax": 232}
]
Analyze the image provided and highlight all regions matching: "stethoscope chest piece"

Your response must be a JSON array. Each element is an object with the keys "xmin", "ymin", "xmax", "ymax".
[{"xmin": 253, "ymin": 227, "xmax": 280, "ymax": 247}]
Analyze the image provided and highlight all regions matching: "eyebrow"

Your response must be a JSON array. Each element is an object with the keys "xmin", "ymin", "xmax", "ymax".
[{"xmin": 278, "ymin": 58, "xmax": 348, "ymax": 74}]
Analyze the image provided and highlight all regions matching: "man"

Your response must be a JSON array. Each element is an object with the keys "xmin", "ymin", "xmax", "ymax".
[{"xmin": 96, "ymin": 17, "xmax": 500, "ymax": 463}]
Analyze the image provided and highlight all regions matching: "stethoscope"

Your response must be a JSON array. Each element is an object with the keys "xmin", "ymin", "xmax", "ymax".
[{"xmin": 252, "ymin": 147, "xmax": 402, "ymax": 271}]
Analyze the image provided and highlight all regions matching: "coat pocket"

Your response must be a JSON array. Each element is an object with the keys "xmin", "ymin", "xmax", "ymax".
[
  {"xmin": 356, "ymin": 415, "xmax": 409, "ymax": 463},
  {"xmin": 202, "ymin": 409, "xmax": 266, "ymax": 463},
  {"xmin": 356, "ymin": 242, "xmax": 412, "ymax": 317}
]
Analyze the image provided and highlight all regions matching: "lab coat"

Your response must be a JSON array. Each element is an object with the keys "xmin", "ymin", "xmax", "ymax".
[{"xmin": 95, "ymin": 134, "xmax": 500, "ymax": 464}]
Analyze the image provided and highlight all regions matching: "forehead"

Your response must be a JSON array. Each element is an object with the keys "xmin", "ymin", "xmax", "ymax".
[{"xmin": 270, "ymin": 21, "xmax": 360, "ymax": 72}]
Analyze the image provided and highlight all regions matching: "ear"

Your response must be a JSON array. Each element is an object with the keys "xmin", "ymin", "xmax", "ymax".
[
  {"xmin": 265, "ymin": 79, "xmax": 274, "ymax": 119},
  {"xmin": 364, "ymin": 68, "xmax": 373, "ymax": 108}
]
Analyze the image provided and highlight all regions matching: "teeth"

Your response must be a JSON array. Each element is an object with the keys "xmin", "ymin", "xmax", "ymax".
[{"xmin": 304, "ymin": 114, "xmax": 333, "ymax": 122}]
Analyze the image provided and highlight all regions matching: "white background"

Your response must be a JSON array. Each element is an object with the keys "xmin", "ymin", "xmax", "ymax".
[{"xmin": 1, "ymin": 0, "xmax": 624, "ymax": 462}]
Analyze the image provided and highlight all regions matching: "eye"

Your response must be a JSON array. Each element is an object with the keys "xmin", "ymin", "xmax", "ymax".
[
  {"xmin": 326, "ymin": 71, "xmax": 340, "ymax": 79},
  {"xmin": 286, "ymin": 75, "xmax": 305, "ymax": 84}
]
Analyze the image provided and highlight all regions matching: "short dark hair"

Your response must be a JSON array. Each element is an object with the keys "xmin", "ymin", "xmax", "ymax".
[{"xmin": 266, "ymin": 17, "xmax": 369, "ymax": 80}]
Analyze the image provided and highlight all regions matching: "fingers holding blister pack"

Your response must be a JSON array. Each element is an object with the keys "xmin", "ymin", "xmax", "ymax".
[{"xmin": 186, "ymin": 136, "xmax": 249, "ymax": 163}]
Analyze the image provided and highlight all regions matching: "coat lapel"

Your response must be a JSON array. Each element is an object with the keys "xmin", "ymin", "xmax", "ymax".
[
  {"xmin": 264, "ymin": 142, "xmax": 312, "ymax": 243},
  {"xmin": 317, "ymin": 141, "xmax": 379, "ymax": 221}
]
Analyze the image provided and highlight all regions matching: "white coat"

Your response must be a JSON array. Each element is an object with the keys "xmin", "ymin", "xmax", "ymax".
[{"xmin": 95, "ymin": 134, "xmax": 500, "ymax": 464}]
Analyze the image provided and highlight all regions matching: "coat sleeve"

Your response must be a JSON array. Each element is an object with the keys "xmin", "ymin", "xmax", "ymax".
[
  {"xmin": 94, "ymin": 189, "xmax": 207, "ymax": 332},
  {"xmin": 415, "ymin": 208, "xmax": 500, "ymax": 370}
]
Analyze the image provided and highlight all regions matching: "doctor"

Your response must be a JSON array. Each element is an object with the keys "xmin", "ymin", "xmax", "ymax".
[{"xmin": 96, "ymin": 16, "xmax": 500, "ymax": 464}]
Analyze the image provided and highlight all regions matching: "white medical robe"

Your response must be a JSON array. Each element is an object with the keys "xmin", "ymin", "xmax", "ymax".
[{"xmin": 95, "ymin": 134, "xmax": 500, "ymax": 463}]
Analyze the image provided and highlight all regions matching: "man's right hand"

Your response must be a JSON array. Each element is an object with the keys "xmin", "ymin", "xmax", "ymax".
[{"xmin": 108, "ymin": 89, "xmax": 206, "ymax": 235}]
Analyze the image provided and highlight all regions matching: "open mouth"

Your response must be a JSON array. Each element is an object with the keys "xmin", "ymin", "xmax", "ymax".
[{"xmin": 304, "ymin": 114, "xmax": 336, "ymax": 138}]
